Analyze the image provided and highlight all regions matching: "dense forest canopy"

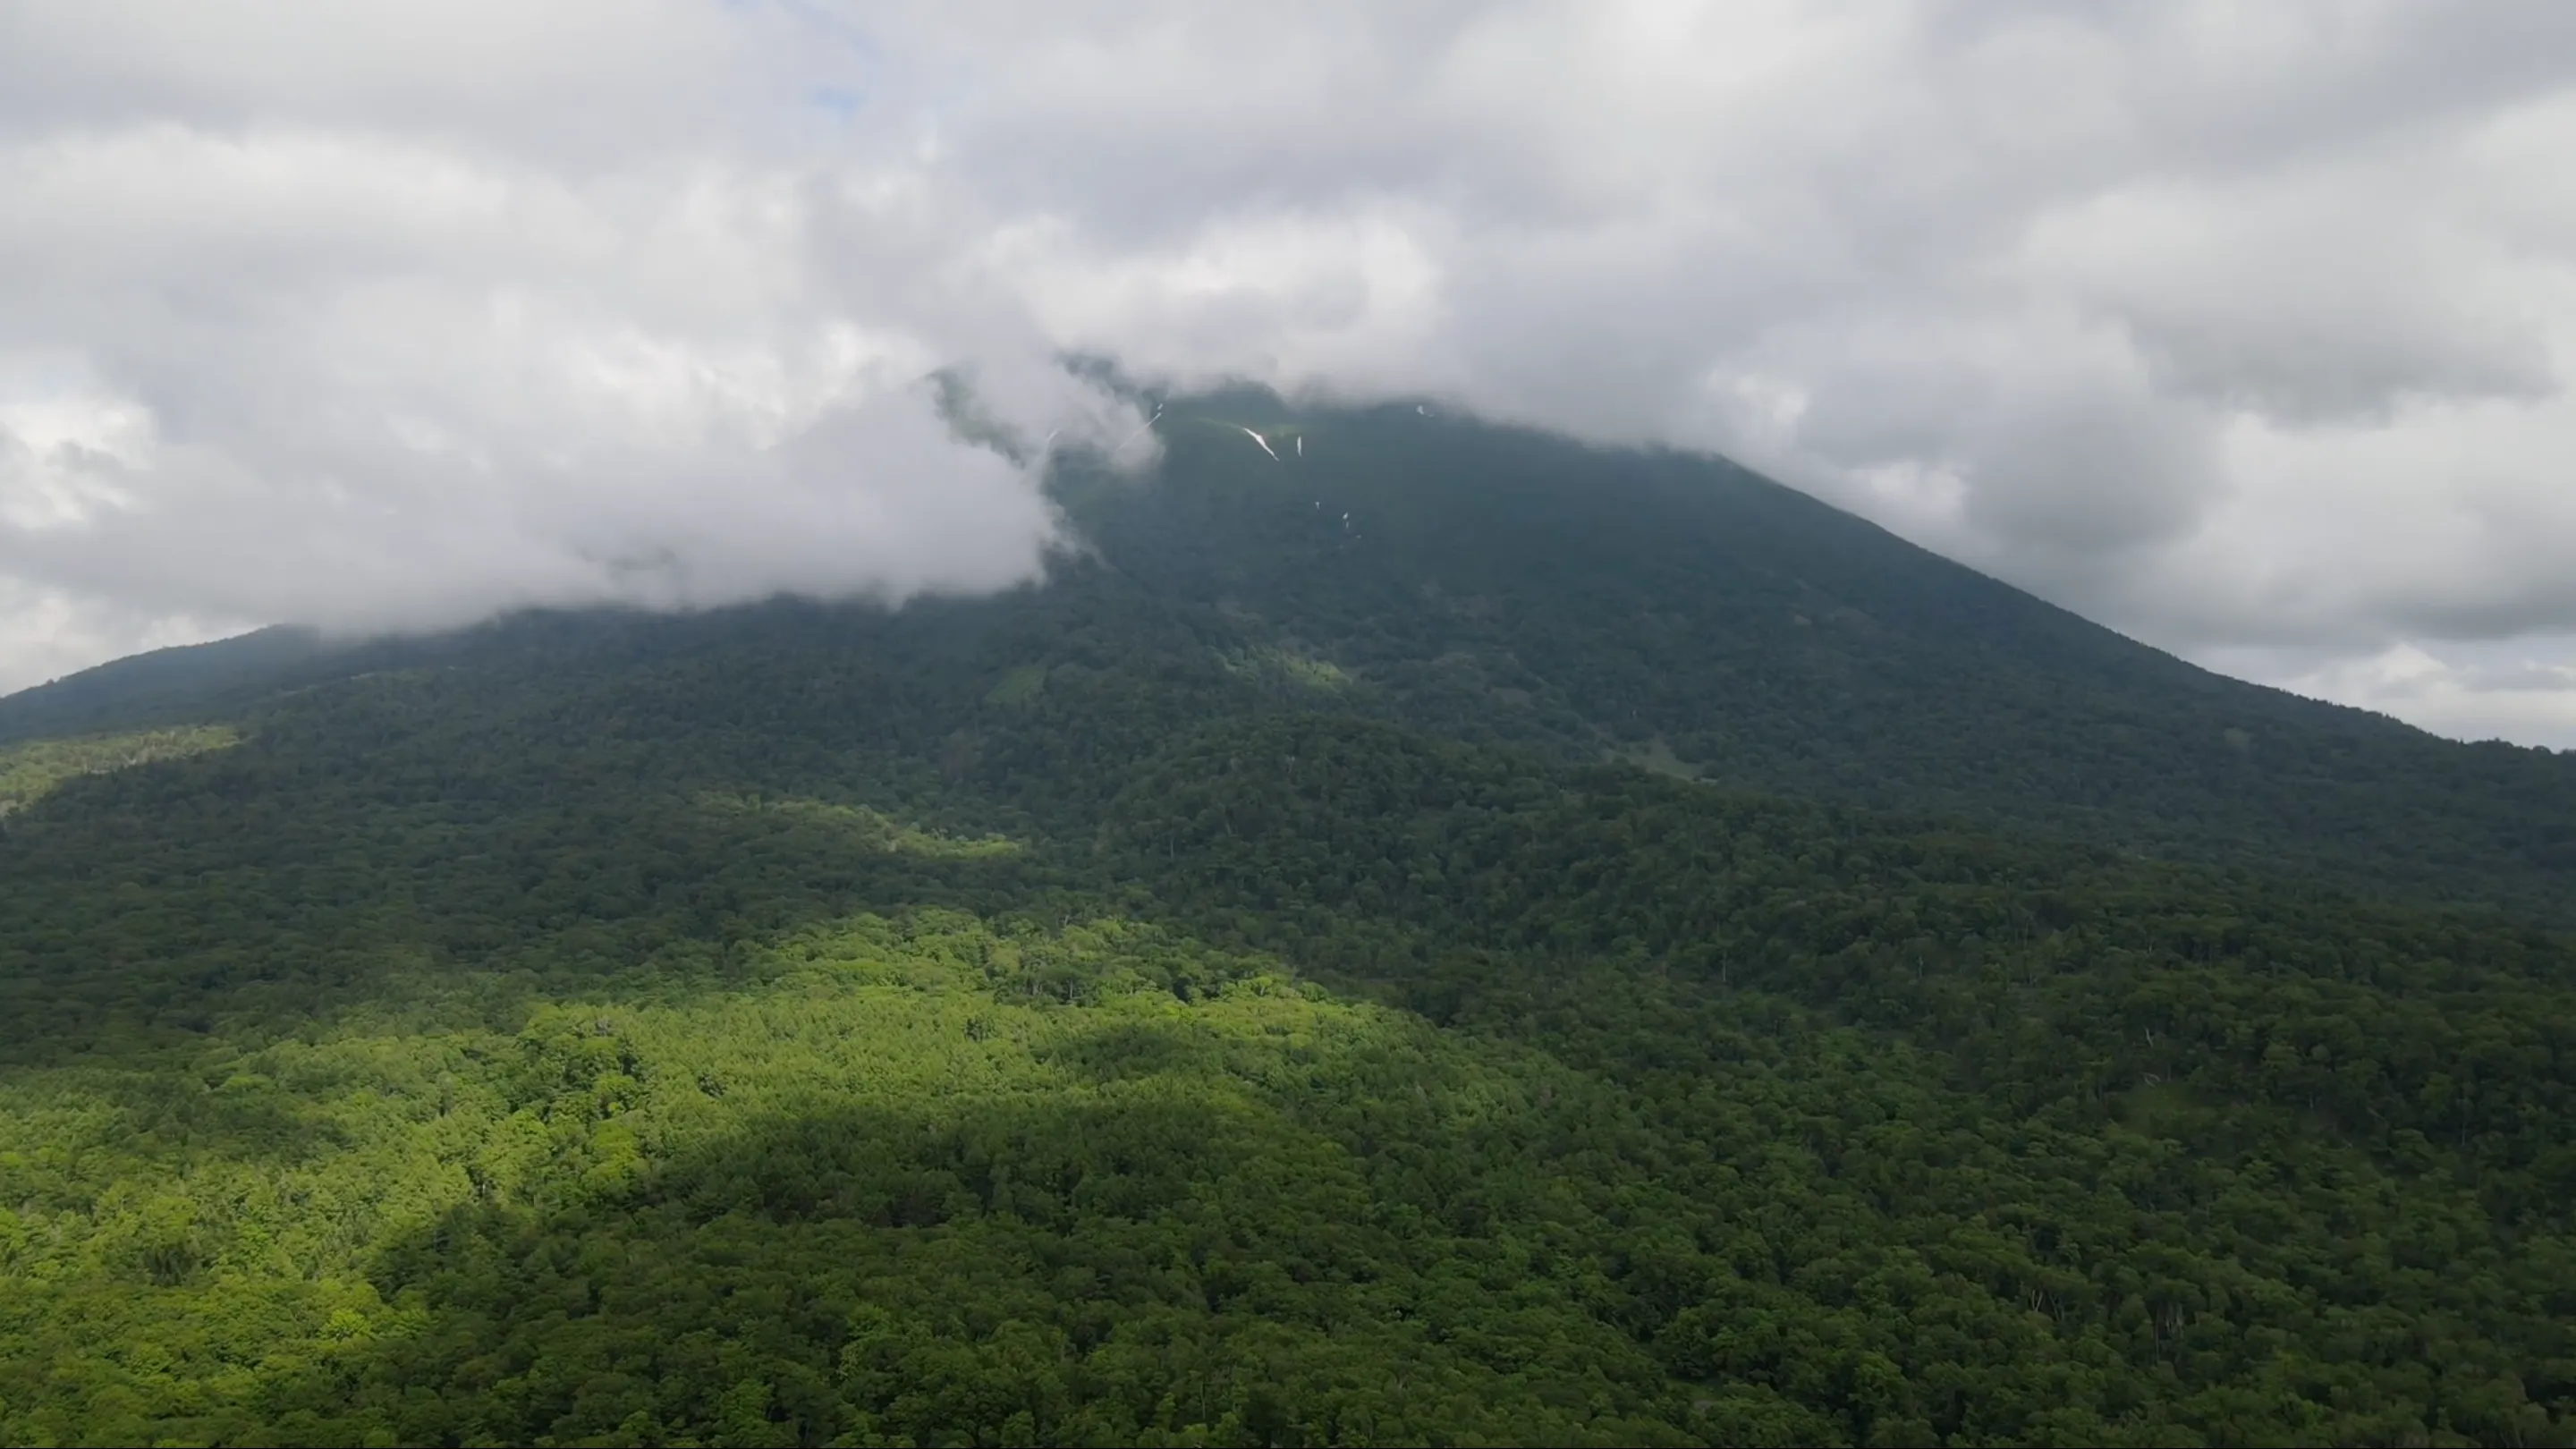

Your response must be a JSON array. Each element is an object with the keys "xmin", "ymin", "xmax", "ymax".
[{"xmin": 2, "ymin": 394, "xmax": 2572, "ymax": 1445}]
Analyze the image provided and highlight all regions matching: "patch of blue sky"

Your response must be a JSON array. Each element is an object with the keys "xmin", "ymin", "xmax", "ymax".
[{"xmin": 809, "ymin": 86, "xmax": 863, "ymax": 123}]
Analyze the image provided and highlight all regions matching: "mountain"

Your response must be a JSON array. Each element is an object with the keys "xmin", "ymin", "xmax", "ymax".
[
  {"xmin": 0, "ymin": 392, "xmax": 2571, "ymax": 1445},
  {"xmin": 20, "ymin": 390, "xmax": 2572, "ymax": 912}
]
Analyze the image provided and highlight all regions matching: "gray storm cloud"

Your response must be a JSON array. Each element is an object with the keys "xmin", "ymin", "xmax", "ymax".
[{"xmin": 3, "ymin": 1, "xmax": 2574, "ymax": 745}]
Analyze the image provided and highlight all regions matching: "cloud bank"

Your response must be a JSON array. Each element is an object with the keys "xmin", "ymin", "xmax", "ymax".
[{"xmin": 4, "ymin": 1, "xmax": 2574, "ymax": 745}]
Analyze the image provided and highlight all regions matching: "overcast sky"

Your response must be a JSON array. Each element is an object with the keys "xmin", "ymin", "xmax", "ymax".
[{"xmin": 4, "ymin": 2, "xmax": 2574, "ymax": 747}]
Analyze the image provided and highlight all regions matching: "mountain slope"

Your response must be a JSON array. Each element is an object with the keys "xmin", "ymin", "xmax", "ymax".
[
  {"xmin": 0, "ymin": 625, "xmax": 326, "ymax": 744},
  {"xmin": 1072, "ymin": 394, "xmax": 2576, "ymax": 911}
]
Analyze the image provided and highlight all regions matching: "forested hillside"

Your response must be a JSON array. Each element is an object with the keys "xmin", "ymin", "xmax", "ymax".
[{"xmin": 3, "ymin": 395, "xmax": 2573, "ymax": 1445}]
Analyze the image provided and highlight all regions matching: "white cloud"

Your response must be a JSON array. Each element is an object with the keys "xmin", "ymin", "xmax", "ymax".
[
  {"xmin": 2201, "ymin": 636, "xmax": 2576, "ymax": 750},
  {"xmin": 0, "ymin": 9, "xmax": 1149, "ymax": 670},
  {"xmin": 2, "ymin": 0, "xmax": 2573, "ymax": 747}
]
